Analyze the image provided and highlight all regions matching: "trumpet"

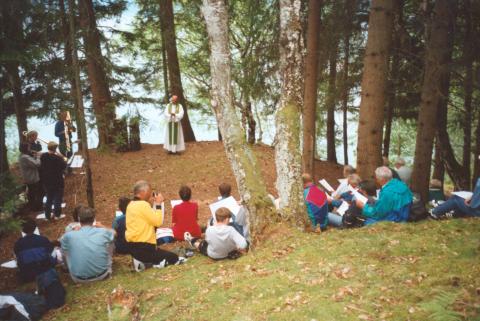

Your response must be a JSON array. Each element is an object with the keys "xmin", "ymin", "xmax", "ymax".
[{"xmin": 22, "ymin": 131, "xmax": 49, "ymax": 145}]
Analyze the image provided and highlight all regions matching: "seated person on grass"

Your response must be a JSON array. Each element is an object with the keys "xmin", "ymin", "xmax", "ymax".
[
  {"xmin": 64, "ymin": 205, "xmax": 83, "ymax": 233},
  {"xmin": 355, "ymin": 166, "xmax": 412, "ymax": 225},
  {"xmin": 112, "ymin": 197, "xmax": 131, "ymax": 254},
  {"xmin": 172, "ymin": 185, "xmax": 201, "ymax": 241},
  {"xmin": 328, "ymin": 180, "xmax": 376, "ymax": 228},
  {"xmin": 329, "ymin": 173, "xmax": 362, "ymax": 208},
  {"xmin": 302, "ymin": 173, "xmax": 328, "ymax": 232},
  {"xmin": 14, "ymin": 219, "xmax": 56, "ymax": 283},
  {"xmin": 430, "ymin": 177, "xmax": 480, "ymax": 219},
  {"xmin": 208, "ymin": 183, "xmax": 247, "ymax": 237},
  {"xmin": 60, "ymin": 207, "xmax": 115, "ymax": 283},
  {"xmin": 185, "ymin": 207, "xmax": 247, "ymax": 260},
  {"xmin": 428, "ymin": 179, "xmax": 445, "ymax": 203},
  {"xmin": 126, "ymin": 180, "xmax": 185, "ymax": 272}
]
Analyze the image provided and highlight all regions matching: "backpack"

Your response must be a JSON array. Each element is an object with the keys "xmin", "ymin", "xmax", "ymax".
[
  {"xmin": 342, "ymin": 205, "xmax": 366, "ymax": 228},
  {"xmin": 408, "ymin": 194, "xmax": 428, "ymax": 222}
]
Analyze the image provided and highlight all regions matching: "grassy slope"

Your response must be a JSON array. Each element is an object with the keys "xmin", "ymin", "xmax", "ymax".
[{"xmin": 45, "ymin": 218, "xmax": 480, "ymax": 321}]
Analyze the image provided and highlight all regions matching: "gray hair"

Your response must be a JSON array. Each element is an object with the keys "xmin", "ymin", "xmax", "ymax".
[
  {"xmin": 395, "ymin": 157, "xmax": 406, "ymax": 166},
  {"xmin": 347, "ymin": 174, "xmax": 362, "ymax": 186},
  {"xmin": 133, "ymin": 180, "xmax": 151, "ymax": 195},
  {"xmin": 375, "ymin": 166, "xmax": 393, "ymax": 181},
  {"xmin": 343, "ymin": 165, "xmax": 356, "ymax": 175}
]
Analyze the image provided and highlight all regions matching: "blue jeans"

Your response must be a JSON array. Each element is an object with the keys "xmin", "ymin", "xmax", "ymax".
[
  {"xmin": 432, "ymin": 195, "xmax": 480, "ymax": 217},
  {"xmin": 327, "ymin": 212, "xmax": 343, "ymax": 227},
  {"xmin": 44, "ymin": 186, "xmax": 64, "ymax": 219}
]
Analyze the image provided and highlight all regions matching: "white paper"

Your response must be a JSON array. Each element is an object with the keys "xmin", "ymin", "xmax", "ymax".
[
  {"xmin": 209, "ymin": 196, "xmax": 240, "ymax": 222},
  {"xmin": 348, "ymin": 185, "xmax": 368, "ymax": 205},
  {"xmin": 156, "ymin": 227, "xmax": 174, "ymax": 239},
  {"xmin": 333, "ymin": 180, "xmax": 349, "ymax": 197},
  {"xmin": 319, "ymin": 179, "xmax": 335, "ymax": 193},
  {"xmin": 21, "ymin": 227, "xmax": 40, "ymax": 237},
  {"xmin": 452, "ymin": 191, "xmax": 473, "ymax": 200},
  {"xmin": 170, "ymin": 200, "xmax": 182, "ymax": 208},
  {"xmin": 1, "ymin": 260, "xmax": 17, "ymax": 269},
  {"xmin": 70, "ymin": 155, "xmax": 84, "ymax": 168},
  {"xmin": 36, "ymin": 213, "xmax": 66, "ymax": 220},
  {"xmin": 338, "ymin": 178, "xmax": 348, "ymax": 184},
  {"xmin": 336, "ymin": 201, "xmax": 350, "ymax": 216},
  {"xmin": 115, "ymin": 210, "xmax": 123, "ymax": 217}
]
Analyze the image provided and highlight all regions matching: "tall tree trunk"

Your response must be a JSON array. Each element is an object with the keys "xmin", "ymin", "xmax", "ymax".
[
  {"xmin": 159, "ymin": 0, "xmax": 196, "ymax": 142},
  {"xmin": 302, "ymin": 0, "xmax": 322, "ymax": 174},
  {"xmin": 5, "ymin": 64, "xmax": 28, "ymax": 141},
  {"xmin": 160, "ymin": 26, "xmax": 169, "ymax": 103},
  {"xmin": 68, "ymin": 0, "xmax": 94, "ymax": 208},
  {"xmin": 474, "ymin": 112, "xmax": 480, "ymax": 184},
  {"xmin": 356, "ymin": 0, "xmax": 394, "ymax": 179},
  {"xmin": 274, "ymin": 0, "xmax": 306, "ymax": 225},
  {"xmin": 382, "ymin": 0, "xmax": 403, "ymax": 158},
  {"xmin": 432, "ymin": 139, "xmax": 445, "ymax": 186},
  {"xmin": 411, "ymin": 0, "xmax": 457, "ymax": 200},
  {"xmin": 462, "ymin": 0, "xmax": 473, "ymax": 184},
  {"xmin": 59, "ymin": 0, "xmax": 82, "ymax": 151},
  {"xmin": 326, "ymin": 45, "xmax": 338, "ymax": 164},
  {"xmin": 78, "ymin": 0, "xmax": 115, "ymax": 149},
  {"xmin": 0, "ymin": 94, "xmax": 8, "ymax": 178},
  {"xmin": 341, "ymin": 0, "xmax": 354, "ymax": 165},
  {"xmin": 201, "ymin": 0, "xmax": 274, "ymax": 243}
]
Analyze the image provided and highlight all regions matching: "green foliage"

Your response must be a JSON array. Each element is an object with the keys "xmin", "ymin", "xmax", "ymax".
[
  {"xmin": 419, "ymin": 291, "xmax": 463, "ymax": 321},
  {"xmin": 0, "ymin": 173, "xmax": 25, "ymax": 237}
]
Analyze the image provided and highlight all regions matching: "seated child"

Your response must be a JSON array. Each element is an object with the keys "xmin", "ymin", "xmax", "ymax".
[
  {"xmin": 14, "ymin": 218, "xmax": 56, "ymax": 283},
  {"xmin": 329, "ymin": 174, "xmax": 361, "ymax": 208},
  {"xmin": 209, "ymin": 183, "xmax": 247, "ymax": 237},
  {"xmin": 172, "ymin": 185, "xmax": 201, "ymax": 241},
  {"xmin": 303, "ymin": 173, "xmax": 328, "ymax": 232},
  {"xmin": 112, "ymin": 197, "xmax": 131, "ymax": 254},
  {"xmin": 185, "ymin": 207, "xmax": 247, "ymax": 260},
  {"xmin": 65, "ymin": 205, "xmax": 83, "ymax": 232},
  {"xmin": 428, "ymin": 179, "xmax": 445, "ymax": 203},
  {"xmin": 328, "ymin": 180, "xmax": 375, "ymax": 228}
]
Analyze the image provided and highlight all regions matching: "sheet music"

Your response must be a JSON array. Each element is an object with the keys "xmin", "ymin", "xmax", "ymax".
[
  {"xmin": 1, "ymin": 260, "xmax": 17, "ymax": 269},
  {"xmin": 70, "ymin": 155, "xmax": 84, "ymax": 168},
  {"xmin": 209, "ymin": 196, "xmax": 240, "ymax": 223},
  {"xmin": 452, "ymin": 191, "xmax": 473, "ymax": 199},
  {"xmin": 319, "ymin": 179, "xmax": 335, "ymax": 193},
  {"xmin": 336, "ymin": 201, "xmax": 350, "ymax": 216},
  {"xmin": 348, "ymin": 185, "xmax": 368, "ymax": 205},
  {"xmin": 333, "ymin": 179, "xmax": 349, "ymax": 197}
]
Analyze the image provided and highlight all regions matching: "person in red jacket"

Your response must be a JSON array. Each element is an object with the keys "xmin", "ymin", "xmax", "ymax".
[{"xmin": 172, "ymin": 185, "xmax": 201, "ymax": 241}]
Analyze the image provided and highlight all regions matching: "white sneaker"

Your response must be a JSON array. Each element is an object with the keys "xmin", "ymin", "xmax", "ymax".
[
  {"xmin": 153, "ymin": 259, "xmax": 167, "ymax": 269},
  {"xmin": 176, "ymin": 257, "xmax": 187, "ymax": 265},
  {"xmin": 133, "ymin": 258, "xmax": 145, "ymax": 272},
  {"xmin": 184, "ymin": 232, "xmax": 193, "ymax": 243}
]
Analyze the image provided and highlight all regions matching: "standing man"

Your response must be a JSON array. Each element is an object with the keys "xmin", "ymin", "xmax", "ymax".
[
  {"xmin": 18, "ymin": 143, "xmax": 43, "ymax": 212},
  {"xmin": 126, "ymin": 180, "xmax": 185, "ymax": 271},
  {"xmin": 54, "ymin": 111, "xmax": 76, "ymax": 159},
  {"xmin": 40, "ymin": 142, "xmax": 66, "ymax": 220},
  {"xmin": 163, "ymin": 95, "xmax": 185, "ymax": 154}
]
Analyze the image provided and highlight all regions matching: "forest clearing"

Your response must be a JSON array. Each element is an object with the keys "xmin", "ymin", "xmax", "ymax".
[{"xmin": 1, "ymin": 0, "xmax": 480, "ymax": 320}]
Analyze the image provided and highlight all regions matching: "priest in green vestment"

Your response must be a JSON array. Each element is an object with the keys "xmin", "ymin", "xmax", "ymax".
[{"xmin": 163, "ymin": 95, "xmax": 185, "ymax": 153}]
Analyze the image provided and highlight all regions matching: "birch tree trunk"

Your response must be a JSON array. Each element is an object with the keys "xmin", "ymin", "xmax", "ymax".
[
  {"xmin": 411, "ymin": 0, "xmax": 457, "ymax": 200},
  {"xmin": 275, "ymin": 0, "xmax": 306, "ymax": 225},
  {"xmin": 201, "ymin": 0, "xmax": 274, "ymax": 242},
  {"xmin": 356, "ymin": 0, "xmax": 394, "ymax": 179},
  {"xmin": 302, "ymin": 0, "xmax": 322, "ymax": 175}
]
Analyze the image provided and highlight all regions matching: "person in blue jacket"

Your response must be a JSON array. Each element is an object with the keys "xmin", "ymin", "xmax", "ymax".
[
  {"xmin": 355, "ymin": 166, "xmax": 413, "ymax": 225},
  {"xmin": 430, "ymin": 177, "xmax": 480, "ymax": 219}
]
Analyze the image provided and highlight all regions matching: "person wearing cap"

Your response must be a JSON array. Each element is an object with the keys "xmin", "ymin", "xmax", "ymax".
[
  {"xmin": 60, "ymin": 207, "xmax": 115, "ymax": 283},
  {"xmin": 40, "ymin": 142, "xmax": 67, "ymax": 220},
  {"xmin": 163, "ymin": 95, "xmax": 185, "ymax": 154}
]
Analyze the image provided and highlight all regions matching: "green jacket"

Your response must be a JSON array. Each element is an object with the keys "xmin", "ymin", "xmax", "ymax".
[{"xmin": 363, "ymin": 178, "xmax": 413, "ymax": 223}]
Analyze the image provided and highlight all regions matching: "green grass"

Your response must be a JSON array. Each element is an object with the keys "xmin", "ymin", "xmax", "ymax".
[{"xmin": 45, "ymin": 219, "xmax": 480, "ymax": 321}]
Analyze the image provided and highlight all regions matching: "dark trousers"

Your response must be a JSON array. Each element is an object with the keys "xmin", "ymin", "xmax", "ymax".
[
  {"xmin": 128, "ymin": 242, "xmax": 179, "ymax": 266},
  {"xmin": 27, "ymin": 182, "xmax": 44, "ymax": 211},
  {"xmin": 44, "ymin": 186, "xmax": 64, "ymax": 219}
]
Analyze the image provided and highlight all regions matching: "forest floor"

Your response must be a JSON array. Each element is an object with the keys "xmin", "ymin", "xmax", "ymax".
[{"xmin": 1, "ymin": 142, "xmax": 479, "ymax": 320}]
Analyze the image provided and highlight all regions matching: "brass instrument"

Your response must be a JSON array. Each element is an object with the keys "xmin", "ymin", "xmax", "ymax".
[{"xmin": 22, "ymin": 131, "xmax": 49, "ymax": 145}]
